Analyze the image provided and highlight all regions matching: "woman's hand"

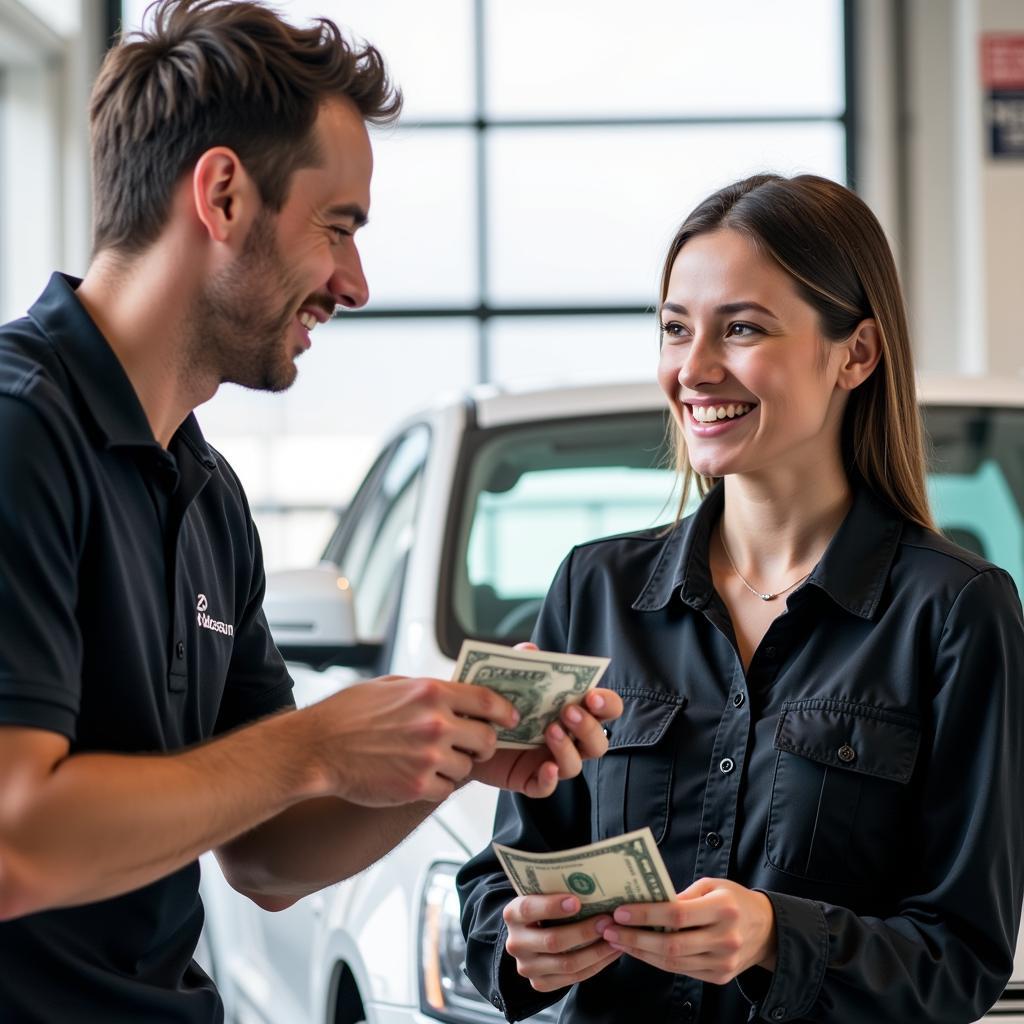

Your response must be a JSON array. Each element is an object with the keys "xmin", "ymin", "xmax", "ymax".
[
  {"xmin": 503, "ymin": 894, "xmax": 623, "ymax": 992},
  {"xmin": 600, "ymin": 878, "xmax": 777, "ymax": 985},
  {"xmin": 469, "ymin": 642, "xmax": 623, "ymax": 799}
]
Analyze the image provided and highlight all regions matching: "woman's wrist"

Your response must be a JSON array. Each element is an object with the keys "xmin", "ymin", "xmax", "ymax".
[{"xmin": 754, "ymin": 891, "xmax": 778, "ymax": 971}]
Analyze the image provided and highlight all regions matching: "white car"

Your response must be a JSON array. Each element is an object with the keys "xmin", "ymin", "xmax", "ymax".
[{"xmin": 199, "ymin": 378, "xmax": 1024, "ymax": 1024}]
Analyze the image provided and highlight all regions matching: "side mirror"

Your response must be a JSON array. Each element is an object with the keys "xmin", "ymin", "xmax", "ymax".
[{"xmin": 264, "ymin": 564, "xmax": 381, "ymax": 670}]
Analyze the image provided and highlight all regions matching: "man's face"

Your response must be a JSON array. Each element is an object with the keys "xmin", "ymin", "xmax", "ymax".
[{"xmin": 191, "ymin": 97, "xmax": 373, "ymax": 393}]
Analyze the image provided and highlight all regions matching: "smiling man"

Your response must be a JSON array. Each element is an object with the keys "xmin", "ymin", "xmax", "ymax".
[{"xmin": 0, "ymin": 2, "xmax": 621, "ymax": 1022}]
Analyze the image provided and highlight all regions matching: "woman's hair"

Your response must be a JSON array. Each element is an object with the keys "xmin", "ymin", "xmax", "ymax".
[
  {"xmin": 661, "ymin": 173, "xmax": 935, "ymax": 530},
  {"xmin": 90, "ymin": 0, "xmax": 401, "ymax": 258}
]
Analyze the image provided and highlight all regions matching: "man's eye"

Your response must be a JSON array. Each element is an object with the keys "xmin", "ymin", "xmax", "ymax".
[{"xmin": 330, "ymin": 225, "xmax": 352, "ymax": 241}]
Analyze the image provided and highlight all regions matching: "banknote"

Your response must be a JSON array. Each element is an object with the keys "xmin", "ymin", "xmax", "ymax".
[
  {"xmin": 451, "ymin": 640, "xmax": 610, "ymax": 748},
  {"xmin": 493, "ymin": 827, "xmax": 676, "ymax": 923}
]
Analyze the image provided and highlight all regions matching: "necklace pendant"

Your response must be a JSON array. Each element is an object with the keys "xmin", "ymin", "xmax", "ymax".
[{"xmin": 759, "ymin": 592, "xmax": 776, "ymax": 601}]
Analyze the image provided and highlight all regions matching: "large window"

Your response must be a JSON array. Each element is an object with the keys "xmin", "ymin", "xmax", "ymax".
[{"xmin": 118, "ymin": 0, "xmax": 852, "ymax": 569}]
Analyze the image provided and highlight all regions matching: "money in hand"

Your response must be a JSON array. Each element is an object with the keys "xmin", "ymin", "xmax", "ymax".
[
  {"xmin": 452, "ymin": 639, "xmax": 609, "ymax": 748},
  {"xmin": 493, "ymin": 827, "xmax": 675, "ymax": 922}
]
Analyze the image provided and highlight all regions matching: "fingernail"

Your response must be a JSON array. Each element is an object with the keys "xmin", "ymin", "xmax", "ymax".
[
  {"xmin": 609, "ymin": 942, "xmax": 625, "ymax": 951},
  {"xmin": 613, "ymin": 909, "xmax": 631, "ymax": 923},
  {"xmin": 603, "ymin": 928, "xmax": 619, "ymax": 943},
  {"xmin": 590, "ymin": 693, "xmax": 605, "ymax": 710},
  {"xmin": 565, "ymin": 706, "xmax": 583, "ymax": 724},
  {"xmin": 594, "ymin": 916, "xmax": 612, "ymax": 933},
  {"xmin": 561, "ymin": 897, "xmax": 578, "ymax": 912},
  {"xmin": 549, "ymin": 723, "xmax": 565, "ymax": 741},
  {"xmin": 510, "ymin": 709, "xmax": 520, "ymax": 725}
]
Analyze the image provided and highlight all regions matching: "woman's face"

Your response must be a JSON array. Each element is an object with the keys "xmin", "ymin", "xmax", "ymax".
[{"xmin": 657, "ymin": 227, "xmax": 852, "ymax": 481}]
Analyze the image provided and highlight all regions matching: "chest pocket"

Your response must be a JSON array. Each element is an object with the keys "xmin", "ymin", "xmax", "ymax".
[
  {"xmin": 765, "ymin": 698, "xmax": 921, "ymax": 885},
  {"xmin": 589, "ymin": 687, "xmax": 687, "ymax": 845}
]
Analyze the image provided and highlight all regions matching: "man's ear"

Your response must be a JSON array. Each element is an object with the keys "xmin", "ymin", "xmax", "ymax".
[
  {"xmin": 836, "ymin": 318, "xmax": 882, "ymax": 391},
  {"xmin": 191, "ymin": 147, "xmax": 257, "ymax": 245}
]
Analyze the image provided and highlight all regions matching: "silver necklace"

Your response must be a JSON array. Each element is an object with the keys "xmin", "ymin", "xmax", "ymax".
[{"xmin": 718, "ymin": 521, "xmax": 812, "ymax": 602}]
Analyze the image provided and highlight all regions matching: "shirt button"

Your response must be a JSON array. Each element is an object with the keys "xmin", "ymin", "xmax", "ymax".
[
  {"xmin": 733, "ymin": 692, "xmax": 745, "ymax": 708},
  {"xmin": 705, "ymin": 831, "xmax": 723, "ymax": 849},
  {"xmin": 772, "ymin": 1008, "xmax": 787, "ymax": 1021},
  {"xmin": 764, "ymin": 646, "xmax": 777, "ymax": 658},
  {"xmin": 838, "ymin": 743, "xmax": 856, "ymax": 764},
  {"xmin": 719, "ymin": 757, "xmax": 735, "ymax": 774},
  {"xmin": 681, "ymin": 1000, "xmax": 695, "ymax": 1020},
  {"xmin": 175, "ymin": 640, "xmax": 185, "ymax": 660}
]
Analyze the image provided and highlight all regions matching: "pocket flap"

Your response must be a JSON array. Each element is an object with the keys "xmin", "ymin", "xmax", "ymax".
[
  {"xmin": 774, "ymin": 698, "xmax": 920, "ymax": 783},
  {"xmin": 606, "ymin": 687, "xmax": 687, "ymax": 749}
]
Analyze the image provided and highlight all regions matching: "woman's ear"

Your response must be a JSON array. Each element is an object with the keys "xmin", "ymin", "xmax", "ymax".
[
  {"xmin": 191, "ymin": 146, "xmax": 257, "ymax": 246},
  {"xmin": 836, "ymin": 318, "xmax": 882, "ymax": 391}
]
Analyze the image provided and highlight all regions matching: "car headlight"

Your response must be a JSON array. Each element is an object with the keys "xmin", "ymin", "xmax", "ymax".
[{"xmin": 419, "ymin": 862, "xmax": 561, "ymax": 1024}]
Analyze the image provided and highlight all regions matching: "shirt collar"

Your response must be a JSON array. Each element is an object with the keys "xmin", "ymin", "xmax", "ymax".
[
  {"xmin": 632, "ymin": 479, "xmax": 904, "ymax": 621},
  {"xmin": 28, "ymin": 272, "xmax": 216, "ymax": 470}
]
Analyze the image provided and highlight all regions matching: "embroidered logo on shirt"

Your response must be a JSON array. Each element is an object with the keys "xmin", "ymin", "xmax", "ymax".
[{"xmin": 196, "ymin": 593, "xmax": 234, "ymax": 636}]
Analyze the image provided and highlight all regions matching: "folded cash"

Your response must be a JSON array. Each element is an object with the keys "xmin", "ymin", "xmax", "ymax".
[
  {"xmin": 493, "ymin": 827, "xmax": 676, "ymax": 922},
  {"xmin": 451, "ymin": 639, "xmax": 610, "ymax": 748}
]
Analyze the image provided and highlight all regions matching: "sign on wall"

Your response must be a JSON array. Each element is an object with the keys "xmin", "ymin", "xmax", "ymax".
[{"xmin": 982, "ymin": 34, "xmax": 1024, "ymax": 159}]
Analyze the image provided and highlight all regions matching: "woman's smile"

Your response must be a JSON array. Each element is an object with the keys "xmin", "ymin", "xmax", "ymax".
[{"xmin": 684, "ymin": 398, "xmax": 758, "ymax": 435}]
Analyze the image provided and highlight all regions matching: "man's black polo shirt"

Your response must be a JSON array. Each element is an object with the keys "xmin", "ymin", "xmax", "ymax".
[
  {"xmin": 0, "ymin": 274, "xmax": 295, "ymax": 1023},
  {"xmin": 459, "ymin": 482, "xmax": 1024, "ymax": 1024}
]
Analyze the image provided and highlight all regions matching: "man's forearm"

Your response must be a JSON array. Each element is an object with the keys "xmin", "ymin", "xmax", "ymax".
[
  {"xmin": 0, "ymin": 711, "xmax": 318, "ymax": 919},
  {"xmin": 216, "ymin": 796, "xmax": 438, "ymax": 908}
]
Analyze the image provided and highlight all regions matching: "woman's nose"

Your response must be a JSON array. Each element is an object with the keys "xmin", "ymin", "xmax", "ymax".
[{"xmin": 677, "ymin": 333, "xmax": 725, "ymax": 390}]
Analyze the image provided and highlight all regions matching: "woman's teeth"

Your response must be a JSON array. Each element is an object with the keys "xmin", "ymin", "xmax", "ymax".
[
  {"xmin": 298, "ymin": 311, "xmax": 318, "ymax": 331},
  {"xmin": 690, "ymin": 402, "xmax": 753, "ymax": 423}
]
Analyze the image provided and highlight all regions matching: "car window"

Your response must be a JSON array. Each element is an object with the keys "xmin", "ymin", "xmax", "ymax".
[
  {"xmin": 924, "ymin": 405, "xmax": 1024, "ymax": 592},
  {"xmin": 445, "ymin": 404, "xmax": 1024, "ymax": 652},
  {"xmin": 450, "ymin": 412, "xmax": 678, "ymax": 645},
  {"xmin": 333, "ymin": 425, "xmax": 431, "ymax": 642}
]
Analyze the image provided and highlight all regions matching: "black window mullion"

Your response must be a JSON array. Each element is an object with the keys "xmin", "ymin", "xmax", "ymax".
[{"xmin": 473, "ymin": 0, "xmax": 490, "ymax": 383}]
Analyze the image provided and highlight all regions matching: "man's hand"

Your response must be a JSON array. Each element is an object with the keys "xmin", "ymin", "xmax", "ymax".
[
  {"xmin": 599, "ymin": 878, "xmax": 777, "ymax": 985},
  {"xmin": 503, "ymin": 894, "xmax": 623, "ymax": 992},
  {"xmin": 304, "ymin": 675, "xmax": 519, "ymax": 806},
  {"xmin": 469, "ymin": 642, "xmax": 623, "ymax": 798}
]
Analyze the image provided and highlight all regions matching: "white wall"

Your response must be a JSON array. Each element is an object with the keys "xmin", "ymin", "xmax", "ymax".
[{"xmin": 905, "ymin": 0, "xmax": 1024, "ymax": 378}]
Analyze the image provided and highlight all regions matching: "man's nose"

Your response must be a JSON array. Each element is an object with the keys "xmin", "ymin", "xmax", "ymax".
[{"xmin": 329, "ymin": 244, "xmax": 369, "ymax": 309}]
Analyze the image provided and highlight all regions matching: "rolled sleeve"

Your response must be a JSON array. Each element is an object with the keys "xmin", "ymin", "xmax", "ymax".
[{"xmin": 741, "ymin": 891, "xmax": 829, "ymax": 1021}]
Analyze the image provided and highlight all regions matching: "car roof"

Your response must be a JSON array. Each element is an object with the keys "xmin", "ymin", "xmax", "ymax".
[{"xmin": 467, "ymin": 375, "xmax": 1024, "ymax": 428}]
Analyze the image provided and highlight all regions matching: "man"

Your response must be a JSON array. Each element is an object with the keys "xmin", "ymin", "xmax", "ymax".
[{"xmin": 0, "ymin": 2, "xmax": 621, "ymax": 1021}]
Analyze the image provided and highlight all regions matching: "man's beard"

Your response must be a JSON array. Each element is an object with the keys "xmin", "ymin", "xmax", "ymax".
[{"xmin": 187, "ymin": 209, "xmax": 301, "ymax": 394}]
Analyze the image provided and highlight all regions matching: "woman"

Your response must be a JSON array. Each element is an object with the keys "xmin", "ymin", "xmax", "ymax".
[{"xmin": 457, "ymin": 174, "xmax": 1024, "ymax": 1023}]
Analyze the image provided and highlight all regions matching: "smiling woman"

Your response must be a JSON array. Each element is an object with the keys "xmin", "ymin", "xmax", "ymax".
[
  {"xmin": 657, "ymin": 174, "xmax": 932, "ymax": 532},
  {"xmin": 458, "ymin": 174, "xmax": 1024, "ymax": 1024}
]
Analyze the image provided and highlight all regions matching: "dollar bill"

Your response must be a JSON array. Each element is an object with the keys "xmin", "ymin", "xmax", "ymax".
[
  {"xmin": 493, "ymin": 827, "xmax": 676, "ymax": 922},
  {"xmin": 452, "ymin": 640, "xmax": 610, "ymax": 748}
]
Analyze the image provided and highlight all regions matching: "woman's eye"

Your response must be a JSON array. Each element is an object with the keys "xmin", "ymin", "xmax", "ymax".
[
  {"xmin": 659, "ymin": 321, "xmax": 689, "ymax": 340},
  {"xmin": 727, "ymin": 322, "xmax": 761, "ymax": 338}
]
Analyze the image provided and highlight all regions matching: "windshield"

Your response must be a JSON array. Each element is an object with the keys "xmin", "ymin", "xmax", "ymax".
[{"xmin": 443, "ymin": 404, "xmax": 1024, "ymax": 653}]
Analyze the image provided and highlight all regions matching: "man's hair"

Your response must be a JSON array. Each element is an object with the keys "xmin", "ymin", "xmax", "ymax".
[{"xmin": 89, "ymin": 0, "xmax": 401, "ymax": 257}]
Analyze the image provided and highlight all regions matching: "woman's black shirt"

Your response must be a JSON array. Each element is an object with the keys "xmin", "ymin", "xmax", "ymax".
[{"xmin": 458, "ymin": 483, "xmax": 1024, "ymax": 1023}]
